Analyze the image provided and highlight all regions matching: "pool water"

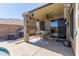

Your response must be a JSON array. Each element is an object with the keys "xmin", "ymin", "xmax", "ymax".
[{"xmin": 0, "ymin": 47, "xmax": 10, "ymax": 56}]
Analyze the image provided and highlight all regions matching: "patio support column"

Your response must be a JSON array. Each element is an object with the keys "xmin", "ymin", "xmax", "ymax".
[
  {"xmin": 36, "ymin": 19, "xmax": 40, "ymax": 34},
  {"xmin": 23, "ymin": 14, "xmax": 29, "ymax": 42}
]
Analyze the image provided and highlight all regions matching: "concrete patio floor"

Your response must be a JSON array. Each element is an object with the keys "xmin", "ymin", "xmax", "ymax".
[
  {"xmin": 28, "ymin": 36, "xmax": 74, "ymax": 56},
  {"xmin": 0, "ymin": 37, "xmax": 74, "ymax": 56}
]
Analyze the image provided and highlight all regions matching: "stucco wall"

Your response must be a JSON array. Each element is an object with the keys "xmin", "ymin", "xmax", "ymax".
[
  {"xmin": 45, "ymin": 20, "xmax": 50, "ymax": 31},
  {"xmin": 0, "ymin": 24, "xmax": 20, "ymax": 39},
  {"xmin": 71, "ymin": 4, "xmax": 79, "ymax": 56},
  {"xmin": 75, "ymin": 30, "xmax": 79, "ymax": 56},
  {"xmin": 75, "ymin": 4, "xmax": 79, "ymax": 55},
  {"xmin": 68, "ymin": 4, "xmax": 79, "ymax": 56},
  {"xmin": 70, "ymin": 7, "xmax": 76, "ymax": 56},
  {"xmin": 66, "ymin": 4, "xmax": 77, "ymax": 55}
]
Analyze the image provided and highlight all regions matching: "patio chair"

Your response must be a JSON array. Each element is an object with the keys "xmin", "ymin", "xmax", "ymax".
[{"xmin": 39, "ymin": 30, "xmax": 51, "ymax": 41}]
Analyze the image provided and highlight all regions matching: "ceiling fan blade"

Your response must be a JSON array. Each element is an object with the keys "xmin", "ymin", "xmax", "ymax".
[
  {"xmin": 31, "ymin": 13, "xmax": 34, "ymax": 17},
  {"xmin": 45, "ymin": 14, "xmax": 49, "ymax": 20}
]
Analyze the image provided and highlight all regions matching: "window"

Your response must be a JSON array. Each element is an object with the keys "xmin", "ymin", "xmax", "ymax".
[
  {"xmin": 40, "ymin": 21, "xmax": 45, "ymax": 30},
  {"xmin": 50, "ymin": 19, "xmax": 66, "ymax": 39},
  {"xmin": 58, "ymin": 20, "xmax": 65, "ymax": 26},
  {"xmin": 50, "ymin": 20, "xmax": 65, "ymax": 27},
  {"xmin": 50, "ymin": 20, "xmax": 58, "ymax": 27}
]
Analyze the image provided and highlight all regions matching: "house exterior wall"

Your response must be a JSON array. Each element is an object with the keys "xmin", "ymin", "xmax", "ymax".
[
  {"xmin": 70, "ymin": 5, "xmax": 76, "ymax": 55},
  {"xmin": 75, "ymin": 3, "xmax": 79, "ymax": 56},
  {"xmin": 70, "ymin": 4, "xmax": 79, "ymax": 56},
  {"xmin": 75, "ymin": 19, "xmax": 79, "ymax": 56},
  {"xmin": 0, "ymin": 24, "xmax": 21, "ymax": 39},
  {"xmin": 65, "ymin": 4, "xmax": 75, "ymax": 55},
  {"xmin": 66, "ymin": 4, "xmax": 79, "ymax": 56}
]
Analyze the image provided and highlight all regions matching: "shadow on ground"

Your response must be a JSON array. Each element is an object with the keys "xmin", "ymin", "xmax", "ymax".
[{"xmin": 28, "ymin": 37, "xmax": 74, "ymax": 56}]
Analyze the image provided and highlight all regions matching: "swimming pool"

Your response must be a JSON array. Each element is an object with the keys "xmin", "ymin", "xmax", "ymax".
[{"xmin": 0, "ymin": 47, "xmax": 10, "ymax": 56}]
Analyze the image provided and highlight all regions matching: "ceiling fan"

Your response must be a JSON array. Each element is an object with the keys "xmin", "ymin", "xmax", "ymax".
[{"xmin": 45, "ymin": 14, "xmax": 54, "ymax": 20}]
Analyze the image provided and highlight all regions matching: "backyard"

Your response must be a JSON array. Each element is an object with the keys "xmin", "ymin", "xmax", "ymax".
[{"xmin": 0, "ymin": 36, "xmax": 74, "ymax": 56}]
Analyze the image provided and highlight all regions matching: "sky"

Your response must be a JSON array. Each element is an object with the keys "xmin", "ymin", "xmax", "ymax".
[{"xmin": 0, "ymin": 3, "xmax": 44, "ymax": 20}]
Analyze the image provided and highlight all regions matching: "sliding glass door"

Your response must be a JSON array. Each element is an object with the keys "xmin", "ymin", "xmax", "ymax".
[{"xmin": 50, "ymin": 18, "xmax": 66, "ymax": 39}]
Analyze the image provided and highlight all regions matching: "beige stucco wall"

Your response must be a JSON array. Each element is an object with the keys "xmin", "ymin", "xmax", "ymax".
[
  {"xmin": 67, "ymin": 4, "xmax": 79, "ymax": 56},
  {"xmin": 75, "ymin": 29, "xmax": 79, "ymax": 56},
  {"xmin": 77, "ymin": 31, "xmax": 79, "ymax": 56},
  {"xmin": 71, "ymin": 4, "xmax": 79, "ymax": 56},
  {"xmin": 70, "ymin": 6, "xmax": 76, "ymax": 56},
  {"xmin": 0, "ymin": 24, "xmax": 21, "ymax": 39},
  {"xmin": 65, "ymin": 4, "xmax": 76, "ymax": 55},
  {"xmin": 45, "ymin": 20, "xmax": 50, "ymax": 31},
  {"xmin": 75, "ymin": 4, "xmax": 79, "ymax": 55}
]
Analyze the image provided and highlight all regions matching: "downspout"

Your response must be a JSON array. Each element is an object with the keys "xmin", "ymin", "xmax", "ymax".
[{"xmin": 64, "ymin": 5, "xmax": 68, "ymax": 41}]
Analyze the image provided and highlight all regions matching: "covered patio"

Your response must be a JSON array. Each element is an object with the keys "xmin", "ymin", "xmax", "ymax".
[
  {"xmin": 23, "ymin": 3, "xmax": 65, "ymax": 42},
  {"xmin": 23, "ymin": 3, "xmax": 75, "ymax": 56}
]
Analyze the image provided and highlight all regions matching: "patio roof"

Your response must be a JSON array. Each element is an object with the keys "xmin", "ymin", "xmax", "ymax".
[{"xmin": 24, "ymin": 3, "xmax": 64, "ymax": 20}]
